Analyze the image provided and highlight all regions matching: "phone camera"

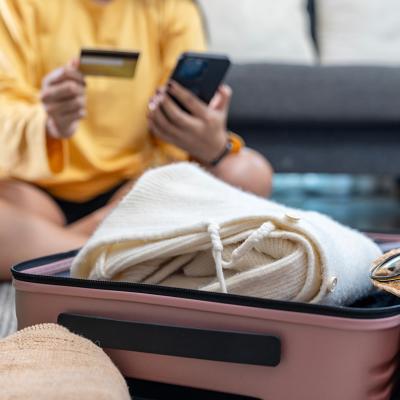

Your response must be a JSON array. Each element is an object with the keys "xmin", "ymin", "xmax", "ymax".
[{"xmin": 178, "ymin": 58, "xmax": 208, "ymax": 80}]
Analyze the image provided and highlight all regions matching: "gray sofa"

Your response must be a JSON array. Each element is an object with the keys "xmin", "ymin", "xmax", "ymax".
[{"xmin": 225, "ymin": 0, "xmax": 400, "ymax": 174}]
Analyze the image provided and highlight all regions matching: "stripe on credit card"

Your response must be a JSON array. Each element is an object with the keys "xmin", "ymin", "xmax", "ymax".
[
  {"xmin": 79, "ymin": 49, "xmax": 140, "ymax": 78},
  {"xmin": 81, "ymin": 56, "xmax": 125, "ymax": 66}
]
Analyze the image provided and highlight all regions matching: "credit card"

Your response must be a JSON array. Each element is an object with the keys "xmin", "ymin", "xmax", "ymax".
[{"xmin": 79, "ymin": 48, "xmax": 140, "ymax": 78}]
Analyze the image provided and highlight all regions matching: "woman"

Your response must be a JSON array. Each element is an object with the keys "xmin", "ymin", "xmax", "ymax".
[{"xmin": 0, "ymin": 0, "xmax": 272, "ymax": 279}]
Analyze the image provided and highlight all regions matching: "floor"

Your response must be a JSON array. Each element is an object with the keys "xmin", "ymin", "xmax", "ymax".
[
  {"xmin": 0, "ymin": 283, "xmax": 16, "ymax": 339},
  {"xmin": 271, "ymin": 174, "xmax": 400, "ymax": 232}
]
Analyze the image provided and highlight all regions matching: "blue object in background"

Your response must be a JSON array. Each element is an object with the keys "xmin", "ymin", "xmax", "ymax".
[{"xmin": 272, "ymin": 174, "xmax": 400, "ymax": 232}]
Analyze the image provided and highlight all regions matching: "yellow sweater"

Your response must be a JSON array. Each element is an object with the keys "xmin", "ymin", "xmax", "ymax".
[{"xmin": 0, "ymin": 0, "xmax": 205, "ymax": 201}]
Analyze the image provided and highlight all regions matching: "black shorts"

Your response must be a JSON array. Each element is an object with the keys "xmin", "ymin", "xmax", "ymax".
[{"xmin": 43, "ymin": 182, "xmax": 126, "ymax": 225}]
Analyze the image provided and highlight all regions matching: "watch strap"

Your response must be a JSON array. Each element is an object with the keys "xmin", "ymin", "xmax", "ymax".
[{"xmin": 208, "ymin": 133, "xmax": 244, "ymax": 167}]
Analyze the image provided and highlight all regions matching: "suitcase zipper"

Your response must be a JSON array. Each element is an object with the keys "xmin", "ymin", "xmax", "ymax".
[{"xmin": 12, "ymin": 249, "xmax": 400, "ymax": 320}]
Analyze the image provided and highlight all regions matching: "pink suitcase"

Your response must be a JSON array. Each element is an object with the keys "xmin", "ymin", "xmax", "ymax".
[{"xmin": 12, "ymin": 249, "xmax": 400, "ymax": 400}]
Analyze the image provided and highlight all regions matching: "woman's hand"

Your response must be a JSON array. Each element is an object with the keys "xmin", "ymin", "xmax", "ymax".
[
  {"xmin": 41, "ymin": 59, "xmax": 86, "ymax": 140},
  {"xmin": 148, "ymin": 81, "xmax": 231, "ymax": 164}
]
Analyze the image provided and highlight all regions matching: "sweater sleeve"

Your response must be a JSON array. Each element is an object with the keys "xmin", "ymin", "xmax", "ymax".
[
  {"xmin": 158, "ymin": 0, "xmax": 207, "ymax": 84},
  {"xmin": 0, "ymin": 0, "xmax": 64, "ymax": 180}
]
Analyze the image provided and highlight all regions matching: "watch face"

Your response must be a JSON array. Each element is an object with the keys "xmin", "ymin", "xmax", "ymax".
[{"xmin": 371, "ymin": 250, "xmax": 400, "ymax": 281}]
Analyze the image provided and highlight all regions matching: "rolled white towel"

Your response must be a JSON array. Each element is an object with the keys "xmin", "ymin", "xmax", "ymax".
[{"xmin": 72, "ymin": 163, "xmax": 381, "ymax": 305}]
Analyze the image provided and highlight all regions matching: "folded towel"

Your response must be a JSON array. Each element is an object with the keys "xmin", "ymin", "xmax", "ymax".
[
  {"xmin": 72, "ymin": 163, "xmax": 381, "ymax": 305},
  {"xmin": 0, "ymin": 324, "xmax": 130, "ymax": 400}
]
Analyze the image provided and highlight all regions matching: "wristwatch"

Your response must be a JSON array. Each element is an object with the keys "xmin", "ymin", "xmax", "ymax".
[{"xmin": 208, "ymin": 133, "xmax": 245, "ymax": 167}]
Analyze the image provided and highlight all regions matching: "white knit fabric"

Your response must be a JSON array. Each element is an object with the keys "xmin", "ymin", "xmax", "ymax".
[{"xmin": 72, "ymin": 163, "xmax": 381, "ymax": 305}]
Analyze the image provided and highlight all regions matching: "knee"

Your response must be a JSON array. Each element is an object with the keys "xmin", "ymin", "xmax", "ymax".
[
  {"xmin": 245, "ymin": 148, "xmax": 274, "ymax": 197},
  {"xmin": 0, "ymin": 199, "xmax": 15, "ymax": 279},
  {"xmin": 0, "ymin": 196, "xmax": 14, "ymax": 214},
  {"xmin": 0, "ymin": 179, "xmax": 24, "ymax": 204},
  {"xmin": 0, "ymin": 180, "xmax": 65, "ymax": 226},
  {"xmin": 0, "ymin": 197, "xmax": 16, "ymax": 243},
  {"xmin": 219, "ymin": 148, "xmax": 274, "ymax": 197}
]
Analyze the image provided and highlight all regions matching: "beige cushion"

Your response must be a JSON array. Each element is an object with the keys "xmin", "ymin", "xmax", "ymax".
[
  {"xmin": 318, "ymin": 0, "xmax": 400, "ymax": 65},
  {"xmin": 198, "ymin": 0, "xmax": 316, "ymax": 64}
]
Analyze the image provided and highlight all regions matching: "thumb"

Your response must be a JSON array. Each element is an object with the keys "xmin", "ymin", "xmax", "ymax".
[
  {"xmin": 68, "ymin": 57, "xmax": 80, "ymax": 70},
  {"xmin": 210, "ymin": 84, "xmax": 232, "ymax": 111}
]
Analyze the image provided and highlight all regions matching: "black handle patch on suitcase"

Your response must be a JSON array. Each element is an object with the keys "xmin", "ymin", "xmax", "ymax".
[{"xmin": 58, "ymin": 313, "xmax": 281, "ymax": 367}]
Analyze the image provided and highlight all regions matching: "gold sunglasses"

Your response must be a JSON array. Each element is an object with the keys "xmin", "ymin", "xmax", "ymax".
[{"xmin": 371, "ymin": 249, "xmax": 400, "ymax": 297}]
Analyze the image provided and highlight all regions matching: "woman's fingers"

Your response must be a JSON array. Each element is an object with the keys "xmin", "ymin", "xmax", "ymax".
[
  {"xmin": 53, "ymin": 67, "xmax": 86, "ymax": 86},
  {"xmin": 148, "ymin": 87, "xmax": 167, "ymax": 112},
  {"xmin": 68, "ymin": 57, "xmax": 80, "ymax": 70},
  {"xmin": 44, "ymin": 95, "xmax": 85, "ymax": 116},
  {"xmin": 48, "ymin": 114, "xmax": 81, "ymax": 139},
  {"xmin": 148, "ymin": 118, "xmax": 177, "ymax": 146},
  {"xmin": 41, "ymin": 80, "xmax": 85, "ymax": 103},
  {"xmin": 41, "ymin": 60, "xmax": 87, "ymax": 139},
  {"xmin": 42, "ymin": 65, "xmax": 85, "ymax": 87},
  {"xmin": 54, "ymin": 109, "xmax": 85, "ymax": 129},
  {"xmin": 148, "ymin": 101, "xmax": 183, "ymax": 141},
  {"xmin": 167, "ymin": 81, "xmax": 208, "ymax": 118},
  {"xmin": 210, "ymin": 84, "xmax": 232, "ymax": 111},
  {"xmin": 148, "ymin": 83, "xmax": 229, "ymax": 163},
  {"xmin": 161, "ymin": 94, "xmax": 199, "ymax": 130}
]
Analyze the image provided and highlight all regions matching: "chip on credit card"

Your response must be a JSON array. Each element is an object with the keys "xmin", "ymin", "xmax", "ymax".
[{"xmin": 79, "ymin": 48, "xmax": 140, "ymax": 78}]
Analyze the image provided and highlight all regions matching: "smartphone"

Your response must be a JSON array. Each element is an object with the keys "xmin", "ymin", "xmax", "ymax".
[
  {"xmin": 79, "ymin": 48, "xmax": 140, "ymax": 78},
  {"xmin": 169, "ymin": 52, "xmax": 231, "ymax": 110}
]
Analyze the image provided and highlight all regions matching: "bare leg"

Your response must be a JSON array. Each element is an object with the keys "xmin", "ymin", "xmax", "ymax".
[
  {"xmin": 0, "ymin": 181, "xmax": 87, "ymax": 280},
  {"xmin": 0, "ymin": 180, "xmax": 65, "ymax": 225},
  {"xmin": 67, "ymin": 204, "xmax": 114, "ymax": 236},
  {"xmin": 0, "ymin": 179, "xmax": 136, "ymax": 279},
  {"xmin": 108, "ymin": 181, "xmax": 135, "ymax": 203}
]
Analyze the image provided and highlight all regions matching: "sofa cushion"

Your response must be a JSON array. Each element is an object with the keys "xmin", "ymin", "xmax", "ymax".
[
  {"xmin": 317, "ymin": 0, "xmax": 400, "ymax": 65},
  {"xmin": 198, "ymin": 0, "xmax": 316, "ymax": 64},
  {"xmin": 226, "ymin": 63, "xmax": 400, "ymax": 125}
]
